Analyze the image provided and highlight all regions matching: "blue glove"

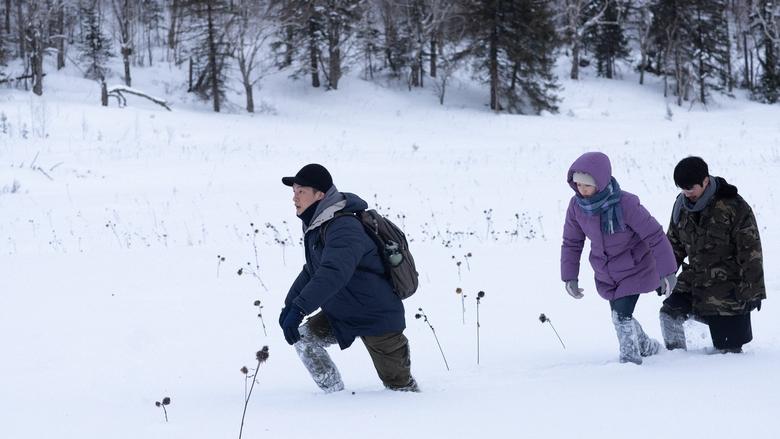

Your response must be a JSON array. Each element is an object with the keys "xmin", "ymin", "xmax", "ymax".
[
  {"xmin": 279, "ymin": 306, "xmax": 290, "ymax": 327},
  {"xmin": 281, "ymin": 305, "xmax": 306, "ymax": 345}
]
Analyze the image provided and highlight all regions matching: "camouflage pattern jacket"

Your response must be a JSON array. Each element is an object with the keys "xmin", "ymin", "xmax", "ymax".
[{"xmin": 667, "ymin": 177, "xmax": 765, "ymax": 316}]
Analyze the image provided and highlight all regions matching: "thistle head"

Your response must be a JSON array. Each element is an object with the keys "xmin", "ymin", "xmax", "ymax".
[
  {"xmin": 256, "ymin": 346, "xmax": 270, "ymax": 363},
  {"xmin": 539, "ymin": 313, "xmax": 548, "ymax": 323}
]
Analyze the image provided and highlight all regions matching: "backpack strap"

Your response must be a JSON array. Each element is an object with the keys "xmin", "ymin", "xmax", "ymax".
[
  {"xmin": 318, "ymin": 211, "xmax": 358, "ymax": 247},
  {"xmin": 318, "ymin": 211, "xmax": 385, "ymax": 277}
]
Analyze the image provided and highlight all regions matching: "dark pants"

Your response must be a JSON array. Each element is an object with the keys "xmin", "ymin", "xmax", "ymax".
[
  {"xmin": 661, "ymin": 293, "xmax": 753, "ymax": 350},
  {"xmin": 610, "ymin": 294, "xmax": 640, "ymax": 320},
  {"xmin": 306, "ymin": 312, "xmax": 414, "ymax": 389}
]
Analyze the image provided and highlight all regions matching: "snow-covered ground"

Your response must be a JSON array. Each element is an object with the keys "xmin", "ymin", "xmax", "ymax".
[{"xmin": 1, "ymin": 57, "xmax": 779, "ymax": 439}]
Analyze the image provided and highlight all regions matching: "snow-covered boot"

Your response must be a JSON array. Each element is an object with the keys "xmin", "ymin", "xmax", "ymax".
[
  {"xmin": 612, "ymin": 311, "xmax": 642, "ymax": 365},
  {"xmin": 634, "ymin": 319, "xmax": 661, "ymax": 357},
  {"xmin": 659, "ymin": 311, "xmax": 687, "ymax": 351},
  {"xmin": 387, "ymin": 377, "xmax": 421, "ymax": 393},
  {"xmin": 295, "ymin": 324, "xmax": 345, "ymax": 393}
]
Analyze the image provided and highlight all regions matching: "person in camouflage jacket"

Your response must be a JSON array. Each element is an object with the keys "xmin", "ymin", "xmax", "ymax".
[{"xmin": 660, "ymin": 156, "xmax": 765, "ymax": 353}]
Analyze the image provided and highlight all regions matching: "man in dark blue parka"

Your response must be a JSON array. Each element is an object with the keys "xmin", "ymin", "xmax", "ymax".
[{"xmin": 279, "ymin": 163, "xmax": 418, "ymax": 392}]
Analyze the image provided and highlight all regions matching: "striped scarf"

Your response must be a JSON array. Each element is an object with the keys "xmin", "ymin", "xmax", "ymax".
[{"xmin": 575, "ymin": 177, "xmax": 625, "ymax": 235}]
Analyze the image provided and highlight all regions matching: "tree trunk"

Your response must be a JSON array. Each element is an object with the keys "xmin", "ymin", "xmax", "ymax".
[
  {"xmin": 699, "ymin": 51, "xmax": 706, "ymax": 104},
  {"xmin": 122, "ymin": 47, "xmax": 132, "ymax": 86},
  {"xmin": 570, "ymin": 40, "xmax": 580, "ymax": 80},
  {"xmin": 206, "ymin": 3, "xmax": 220, "ymax": 112},
  {"xmin": 16, "ymin": 0, "xmax": 24, "ymax": 60},
  {"xmin": 31, "ymin": 33, "xmax": 43, "ymax": 95},
  {"xmin": 489, "ymin": 10, "xmax": 499, "ymax": 112},
  {"xmin": 329, "ymin": 46, "xmax": 340, "ymax": 90},
  {"xmin": 309, "ymin": 19, "xmax": 320, "ymax": 88},
  {"xmin": 743, "ymin": 32, "xmax": 751, "ymax": 90},
  {"xmin": 639, "ymin": 50, "xmax": 646, "ymax": 85},
  {"xmin": 147, "ymin": 27, "xmax": 153, "ymax": 66},
  {"xmin": 284, "ymin": 26, "xmax": 294, "ymax": 67},
  {"xmin": 56, "ymin": 3, "xmax": 65, "ymax": 69},
  {"xmin": 101, "ymin": 81, "xmax": 108, "ymax": 106},
  {"xmin": 4, "ymin": 0, "xmax": 10, "ymax": 35},
  {"xmin": 418, "ymin": 47, "xmax": 424, "ymax": 87},
  {"xmin": 188, "ymin": 56, "xmax": 193, "ymax": 91},
  {"xmin": 168, "ymin": 0, "xmax": 178, "ymax": 50},
  {"xmin": 244, "ymin": 82, "xmax": 254, "ymax": 113},
  {"xmin": 430, "ymin": 38, "xmax": 437, "ymax": 78}
]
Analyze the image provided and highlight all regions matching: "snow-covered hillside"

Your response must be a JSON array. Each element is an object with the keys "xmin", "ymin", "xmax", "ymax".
[{"xmin": 1, "ymin": 58, "xmax": 779, "ymax": 439}]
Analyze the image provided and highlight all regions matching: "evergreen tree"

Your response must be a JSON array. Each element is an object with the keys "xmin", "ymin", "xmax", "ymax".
[
  {"xmin": 320, "ymin": 0, "xmax": 363, "ymax": 89},
  {"xmin": 182, "ymin": 0, "xmax": 233, "ymax": 111},
  {"xmin": 625, "ymin": 0, "xmax": 655, "ymax": 85},
  {"xmin": 271, "ymin": 0, "xmax": 362, "ymax": 90},
  {"xmin": 583, "ymin": 0, "xmax": 630, "ymax": 79},
  {"xmin": 458, "ymin": 0, "xmax": 559, "ymax": 114},
  {"xmin": 270, "ymin": 0, "xmax": 325, "ymax": 87},
  {"xmin": 650, "ymin": 0, "xmax": 731, "ymax": 105},
  {"xmin": 751, "ymin": 0, "xmax": 780, "ymax": 103},
  {"xmin": 78, "ymin": 1, "xmax": 114, "ymax": 81},
  {"xmin": 355, "ymin": 0, "xmax": 382, "ymax": 79},
  {"xmin": 689, "ymin": 0, "xmax": 730, "ymax": 103}
]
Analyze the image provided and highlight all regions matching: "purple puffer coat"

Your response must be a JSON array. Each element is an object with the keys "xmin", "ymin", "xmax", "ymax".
[{"xmin": 560, "ymin": 152, "xmax": 677, "ymax": 301}]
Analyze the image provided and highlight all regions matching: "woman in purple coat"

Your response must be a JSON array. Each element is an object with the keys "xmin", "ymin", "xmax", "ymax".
[{"xmin": 561, "ymin": 152, "xmax": 678, "ymax": 364}]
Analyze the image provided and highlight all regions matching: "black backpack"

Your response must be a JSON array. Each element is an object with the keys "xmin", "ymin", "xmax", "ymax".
[{"xmin": 320, "ymin": 210, "xmax": 419, "ymax": 299}]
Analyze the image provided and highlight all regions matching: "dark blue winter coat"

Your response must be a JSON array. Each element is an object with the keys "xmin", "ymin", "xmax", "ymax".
[{"xmin": 285, "ymin": 187, "xmax": 405, "ymax": 349}]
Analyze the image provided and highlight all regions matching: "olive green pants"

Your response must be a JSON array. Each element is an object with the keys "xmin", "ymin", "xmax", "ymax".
[{"xmin": 299, "ymin": 312, "xmax": 415, "ymax": 391}]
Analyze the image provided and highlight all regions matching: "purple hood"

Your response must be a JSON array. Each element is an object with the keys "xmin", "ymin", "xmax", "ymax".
[{"xmin": 567, "ymin": 151, "xmax": 612, "ymax": 193}]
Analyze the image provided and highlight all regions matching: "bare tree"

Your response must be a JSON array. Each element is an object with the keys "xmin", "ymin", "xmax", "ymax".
[
  {"xmin": 233, "ymin": 0, "xmax": 274, "ymax": 112},
  {"xmin": 111, "ymin": 0, "xmax": 134, "ymax": 86},
  {"xmin": 25, "ymin": 1, "xmax": 60, "ymax": 95},
  {"xmin": 559, "ymin": 0, "xmax": 611, "ymax": 80}
]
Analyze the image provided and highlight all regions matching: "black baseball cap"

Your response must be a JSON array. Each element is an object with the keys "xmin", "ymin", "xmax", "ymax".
[{"xmin": 281, "ymin": 163, "xmax": 333, "ymax": 193}]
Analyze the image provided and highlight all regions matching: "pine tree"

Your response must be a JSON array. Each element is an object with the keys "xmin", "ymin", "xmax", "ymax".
[
  {"xmin": 355, "ymin": 0, "xmax": 382, "ymax": 79},
  {"xmin": 320, "ymin": 0, "xmax": 363, "ymax": 89},
  {"xmin": 271, "ymin": 0, "xmax": 362, "ymax": 90},
  {"xmin": 182, "ymin": 0, "xmax": 233, "ymax": 111},
  {"xmin": 583, "ymin": 0, "xmax": 630, "ymax": 79},
  {"xmin": 688, "ymin": 0, "xmax": 731, "ymax": 104},
  {"xmin": 459, "ymin": 0, "xmax": 559, "ymax": 114},
  {"xmin": 751, "ymin": 0, "xmax": 780, "ymax": 103},
  {"xmin": 0, "ymin": 34, "xmax": 7, "ymax": 82},
  {"xmin": 78, "ymin": 1, "xmax": 114, "ymax": 81}
]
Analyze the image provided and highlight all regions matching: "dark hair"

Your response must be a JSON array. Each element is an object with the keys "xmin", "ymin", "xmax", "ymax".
[{"xmin": 673, "ymin": 156, "xmax": 709, "ymax": 189}]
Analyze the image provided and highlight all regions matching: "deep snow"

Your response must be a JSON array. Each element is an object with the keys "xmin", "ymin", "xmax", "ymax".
[{"xmin": 1, "ymin": 56, "xmax": 779, "ymax": 439}]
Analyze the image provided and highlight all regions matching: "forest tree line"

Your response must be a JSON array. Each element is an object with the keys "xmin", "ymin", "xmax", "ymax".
[{"xmin": 0, "ymin": 0, "xmax": 778, "ymax": 114}]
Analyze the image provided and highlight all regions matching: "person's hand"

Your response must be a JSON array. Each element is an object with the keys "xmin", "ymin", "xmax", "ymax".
[
  {"xmin": 281, "ymin": 306, "xmax": 306, "ymax": 345},
  {"xmin": 565, "ymin": 280, "xmax": 584, "ymax": 299},
  {"xmin": 657, "ymin": 273, "xmax": 677, "ymax": 298},
  {"xmin": 746, "ymin": 300, "xmax": 762, "ymax": 312},
  {"xmin": 279, "ymin": 306, "xmax": 289, "ymax": 328}
]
